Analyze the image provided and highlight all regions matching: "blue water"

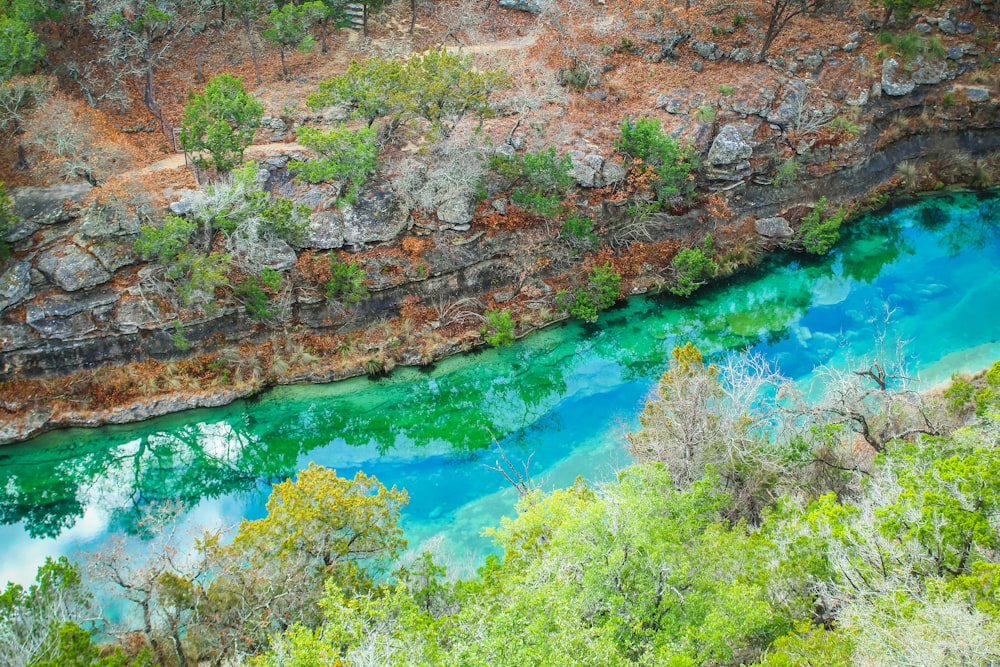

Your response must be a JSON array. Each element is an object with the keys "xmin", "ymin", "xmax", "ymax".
[{"xmin": 1, "ymin": 190, "xmax": 998, "ymax": 586}]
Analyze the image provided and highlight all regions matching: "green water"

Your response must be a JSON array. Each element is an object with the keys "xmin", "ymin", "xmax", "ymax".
[{"xmin": 1, "ymin": 190, "xmax": 999, "ymax": 586}]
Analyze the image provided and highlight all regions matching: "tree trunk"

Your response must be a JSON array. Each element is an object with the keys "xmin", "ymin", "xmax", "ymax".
[
  {"xmin": 409, "ymin": 0, "xmax": 416, "ymax": 35},
  {"xmin": 363, "ymin": 3, "xmax": 368, "ymax": 37},
  {"xmin": 243, "ymin": 14, "xmax": 261, "ymax": 85},
  {"xmin": 279, "ymin": 49, "xmax": 287, "ymax": 78},
  {"xmin": 321, "ymin": 16, "xmax": 329, "ymax": 52}
]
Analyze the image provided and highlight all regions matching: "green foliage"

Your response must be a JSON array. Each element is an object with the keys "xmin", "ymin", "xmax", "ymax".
[
  {"xmin": 799, "ymin": 196, "xmax": 845, "ymax": 255},
  {"xmin": 717, "ymin": 84, "xmax": 735, "ymax": 95},
  {"xmin": 0, "ymin": 181, "xmax": 16, "ymax": 263},
  {"xmin": 617, "ymin": 117, "xmax": 697, "ymax": 203},
  {"xmin": 290, "ymin": 124, "xmax": 378, "ymax": 203},
  {"xmin": 693, "ymin": 104, "xmax": 716, "ymax": 123},
  {"xmin": 30, "ymin": 621, "xmax": 154, "ymax": 667},
  {"xmin": 236, "ymin": 269, "xmax": 283, "ymax": 322},
  {"xmin": 670, "ymin": 234, "xmax": 717, "ymax": 297},
  {"xmin": 308, "ymin": 50, "xmax": 511, "ymax": 139},
  {"xmin": 179, "ymin": 73, "xmax": 263, "ymax": 172},
  {"xmin": 262, "ymin": 1, "xmax": 326, "ymax": 76},
  {"xmin": 230, "ymin": 463, "xmax": 409, "ymax": 594},
  {"xmin": 877, "ymin": 28, "xmax": 945, "ymax": 60},
  {"xmin": 561, "ymin": 211, "xmax": 599, "ymax": 252},
  {"xmin": 490, "ymin": 146, "xmax": 574, "ymax": 217},
  {"xmin": 0, "ymin": 9, "xmax": 43, "ymax": 81},
  {"xmin": 826, "ymin": 115, "xmax": 862, "ymax": 136},
  {"xmin": 558, "ymin": 262, "xmax": 621, "ymax": 322},
  {"xmin": 773, "ymin": 158, "xmax": 801, "ymax": 187},
  {"xmin": 326, "ymin": 253, "xmax": 369, "ymax": 305},
  {"xmin": 134, "ymin": 214, "xmax": 197, "ymax": 263},
  {"xmin": 756, "ymin": 621, "xmax": 853, "ymax": 666},
  {"xmin": 482, "ymin": 308, "xmax": 515, "ymax": 347},
  {"xmin": 170, "ymin": 319, "xmax": 190, "ymax": 351}
]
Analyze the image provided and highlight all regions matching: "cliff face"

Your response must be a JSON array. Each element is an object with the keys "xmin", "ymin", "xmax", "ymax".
[{"xmin": 4, "ymin": 120, "xmax": 998, "ymax": 384}]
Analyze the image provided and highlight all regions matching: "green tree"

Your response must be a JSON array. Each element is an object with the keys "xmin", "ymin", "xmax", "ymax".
[
  {"xmin": 617, "ymin": 117, "xmax": 697, "ymax": 204},
  {"xmin": 199, "ymin": 464, "xmax": 408, "ymax": 656},
  {"xmin": 670, "ymin": 234, "xmax": 717, "ymax": 297},
  {"xmin": 180, "ymin": 73, "xmax": 264, "ymax": 173},
  {"xmin": 0, "ymin": 558, "xmax": 96, "ymax": 666},
  {"xmin": 558, "ymin": 262, "xmax": 621, "ymax": 322},
  {"xmin": 290, "ymin": 124, "xmax": 378, "ymax": 203},
  {"xmin": 225, "ymin": 0, "xmax": 266, "ymax": 84},
  {"xmin": 482, "ymin": 308, "xmax": 516, "ymax": 347},
  {"xmin": 326, "ymin": 253, "xmax": 369, "ymax": 305},
  {"xmin": 0, "ymin": 8, "xmax": 44, "ymax": 81},
  {"xmin": 0, "ymin": 181, "xmax": 17, "ymax": 263},
  {"xmin": 261, "ymin": 1, "xmax": 326, "ymax": 78},
  {"xmin": 799, "ymin": 196, "xmax": 844, "ymax": 255},
  {"xmin": 308, "ymin": 50, "xmax": 510, "ymax": 141}
]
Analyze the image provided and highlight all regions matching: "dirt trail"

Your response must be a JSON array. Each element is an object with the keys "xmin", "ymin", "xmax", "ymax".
[{"xmin": 140, "ymin": 142, "xmax": 310, "ymax": 174}]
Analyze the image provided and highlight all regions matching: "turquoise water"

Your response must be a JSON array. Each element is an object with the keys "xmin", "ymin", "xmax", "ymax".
[{"xmin": 1, "ymin": 190, "xmax": 998, "ymax": 586}]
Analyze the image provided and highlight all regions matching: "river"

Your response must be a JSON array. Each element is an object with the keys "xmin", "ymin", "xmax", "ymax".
[{"xmin": 1, "ymin": 189, "xmax": 998, "ymax": 588}]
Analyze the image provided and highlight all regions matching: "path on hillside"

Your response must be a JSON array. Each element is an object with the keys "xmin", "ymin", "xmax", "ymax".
[{"xmin": 140, "ymin": 142, "xmax": 310, "ymax": 174}]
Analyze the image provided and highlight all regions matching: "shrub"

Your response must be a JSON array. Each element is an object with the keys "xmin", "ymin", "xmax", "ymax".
[
  {"xmin": 135, "ymin": 215, "xmax": 197, "ymax": 264},
  {"xmin": 558, "ymin": 262, "xmax": 621, "ymax": 322},
  {"xmin": 670, "ymin": 234, "xmax": 717, "ymax": 297},
  {"xmin": 799, "ymin": 196, "xmax": 845, "ymax": 255},
  {"xmin": 290, "ymin": 124, "xmax": 378, "ymax": 204},
  {"xmin": 773, "ymin": 158, "xmax": 801, "ymax": 187},
  {"xmin": 561, "ymin": 211, "xmax": 599, "ymax": 252},
  {"xmin": 617, "ymin": 117, "xmax": 697, "ymax": 202},
  {"xmin": 0, "ymin": 182, "xmax": 17, "ymax": 264},
  {"xmin": 326, "ymin": 253, "xmax": 369, "ymax": 305},
  {"xmin": 482, "ymin": 309, "xmax": 516, "ymax": 347},
  {"xmin": 490, "ymin": 146, "xmax": 574, "ymax": 217}
]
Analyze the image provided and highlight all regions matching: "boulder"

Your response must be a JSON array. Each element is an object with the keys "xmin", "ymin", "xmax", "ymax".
[
  {"xmin": 568, "ymin": 153, "xmax": 627, "ymax": 188},
  {"xmin": 707, "ymin": 124, "xmax": 753, "ymax": 165},
  {"xmin": 498, "ymin": 0, "xmax": 542, "ymax": 12},
  {"xmin": 767, "ymin": 79, "xmax": 808, "ymax": 126},
  {"xmin": 912, "ymin": 59, "xmax": 948, "ymax": 85},
  {"xmin": 964, "ymin": 86, "xmax": 991, "ymax": 103},
  {"xmin": 937, "ymin": 18, "xmax": 956, "ymax": 35},
  {"xmin": 437, "ymin": 194, "xmax": 476, "ymax": 226},
  {"xmin": 306, "ymin": 210, "xmax": 346, "ymax": 249},
  {"xmin": 0, "ymin": 262, "xmax": 31, "ymax": 312},
  {"xmin": 10, "ymin": 182, "xmax": 92, "ymax": 226},
  {"xmin": 690, "ymin": 40, "xmax": 721, "ymax": 61},
  {"xmin": 341, "ymin": 184, "xmax": 411, "ymax": 248},
  {"xmin": 755, "ymin": 216, "xmax": 794, "ymax": 239},
  {"xmin": 35, "ymin": 243, "xmax": 112, "ymax": 291},
  {"xmin": 881, "ymin": 58, "xmax": 915, "ymax": 96}
]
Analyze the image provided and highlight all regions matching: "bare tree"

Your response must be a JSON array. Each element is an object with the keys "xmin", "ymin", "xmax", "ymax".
[{"xmin": 758, "ymin": 0, "xmax": 829, "ymax": 63}]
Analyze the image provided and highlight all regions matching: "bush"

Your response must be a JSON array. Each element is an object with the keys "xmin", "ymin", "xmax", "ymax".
[
  {"xmin": 617, "ymin": 117, "xmax": 697, "ymax": 202},
  {"xmin": 670, "ymin": 234, "xmax": 717, "ymax": 297},
  {"xmin": 236, "ymin": 268, "xmax": 284, "ymax": 322},
  {"xmin": 326, "ymin": 253, "xmax": 369, "ymax": 305},
  {"xmin": 558, "ymin": 262, "xmax": 621, "ymax": 322},
  {"xmin": 482, "ymin": 309, "xmax": 516, "ymax": 347},
  {"xmin": 561, "ymin": 211, "xmax": 599, "ymax": 253},
  {"xmin": 490, "ymin": 146, "xmax": 574, "ymax": 217},
  {"xmin": 799, "ymin": 197, "xmax": 845, "ymax": 255},
  {"xmin": 0, "ymin": 182, "xmax": 17, "ymax": 264},
  {"xmin": 773, "ymin": 158, "xmax": 801, "ymax": 187},
  {"xmin": 135, "ymin": 215, "xmax": 197, "ymax": 264},
  {"xmin": 290, "ymin": 124, "xmax": 378, "ymax": 204}
]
